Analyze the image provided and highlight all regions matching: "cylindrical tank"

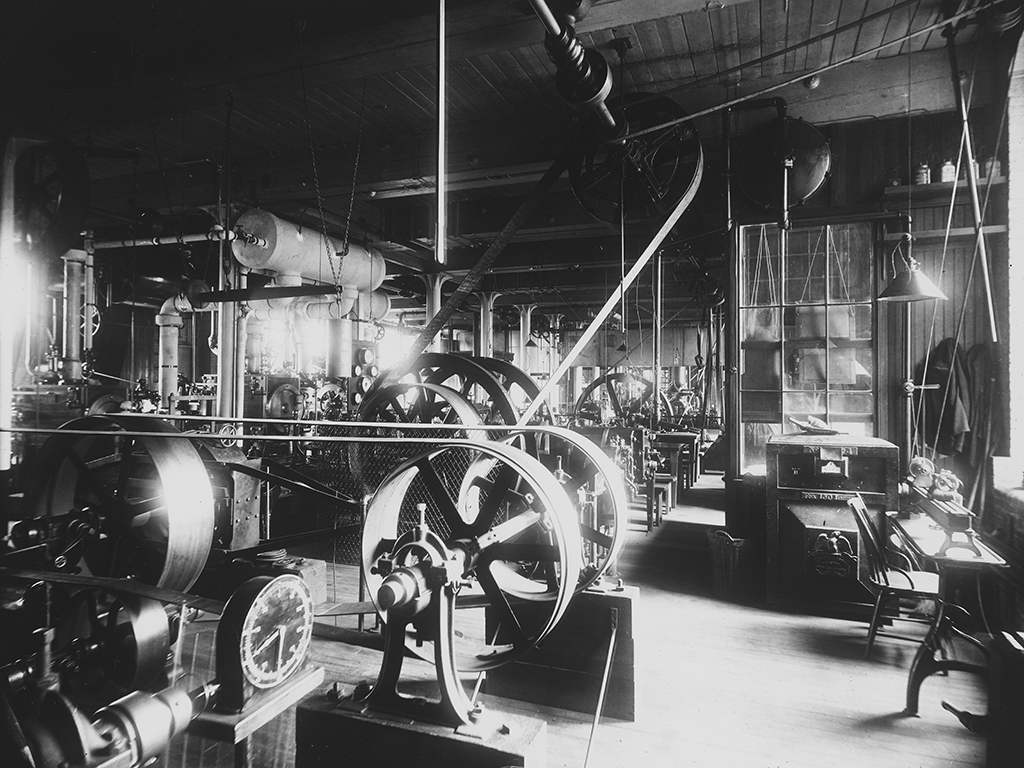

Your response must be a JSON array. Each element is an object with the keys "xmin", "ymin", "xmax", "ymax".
[{"xmin": 232, "ymin": 210, "xmax": 386, "ymax": 292}]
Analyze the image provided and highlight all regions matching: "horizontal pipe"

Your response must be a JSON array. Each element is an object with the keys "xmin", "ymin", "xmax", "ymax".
[{"xmin": 91, "ymin": 227, "xmax": 266, "ymax": 250}]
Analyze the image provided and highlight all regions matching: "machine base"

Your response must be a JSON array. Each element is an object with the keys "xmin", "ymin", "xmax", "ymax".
[
  {"xmin": 485, "ymin": 584, "xmax": 637, "ymax": 721},
  {"xmin": 295, "ymin": 694, "xmax": 547, "ymax": 768}
]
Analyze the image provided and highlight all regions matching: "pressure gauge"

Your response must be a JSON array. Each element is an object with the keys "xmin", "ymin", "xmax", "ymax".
[
  {"xmin": 215, "ymin": 574, "xmax": 314, "ymax": 712},
  {"xmin": 356, "ymin": 347, "xmax": 376, "ymax": 366}
]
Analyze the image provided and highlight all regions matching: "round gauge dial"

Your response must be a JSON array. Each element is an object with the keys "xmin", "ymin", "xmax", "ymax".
[
  {"xmin": 357, "ymin": 347, "xmax": 376, "ymax": 366},
  {"xmin": 238, "ymin": 575, "xmax": 314, "ymax": 689}
]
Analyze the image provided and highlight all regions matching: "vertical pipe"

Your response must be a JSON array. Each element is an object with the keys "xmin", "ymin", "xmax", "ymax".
[
  {"xmin": 157, "ymin": 312, "xmax": 183, "ymax": 411},
  {"xmin": 436, "ymin": 0, "xmax": 447, "ymax": 268},
  {"xmin": 423, "ymin": 275, "xmax": 444, "ymax": 352},
  {"xmin": 476, "ymin": 291, "xmax": 499, "ymax": 359},
  {"xmin": 0, "ymin": 139, "xmax": 41, "ymax": 494},
  {"xmin": 653, "ymin": 252, "xmax": 663, "ymax": 426},
  {"xmin": 62, "ymin": 250, "xmax": 86, "ymax": 383},
  {"xmin": 217, "ymin": 303, "xmax": 238, "ymax": 419},
  {"xmin": 83, "ymin": 246, "xmax": 96, "ymax": 363},
  {"xmin": 234, "ymin": 310, "xmax": 248, "ymax": 425},
  {"xmin": 902, "ymin": 301, "xmax": 914, "ymax": 469},
  {"xmin": 519, "ymin": 304, "xmax": 535, "ymax": 370}
]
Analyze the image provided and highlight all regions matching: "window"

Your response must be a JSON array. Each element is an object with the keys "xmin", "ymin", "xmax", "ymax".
[{"xmin": 738, "ymin": 222, "xmax": 876, "ymax": 470}]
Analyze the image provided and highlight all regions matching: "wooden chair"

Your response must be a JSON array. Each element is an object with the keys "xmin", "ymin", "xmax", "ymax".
[{"xmin": 847, "ymin": 495, "xmax": 943, "ymax": 659}]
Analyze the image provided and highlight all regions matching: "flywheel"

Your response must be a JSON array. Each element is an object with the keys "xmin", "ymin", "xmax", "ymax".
[{"xmin": 24, "ymin": 415, "xmax": 215, "ymax": 593}]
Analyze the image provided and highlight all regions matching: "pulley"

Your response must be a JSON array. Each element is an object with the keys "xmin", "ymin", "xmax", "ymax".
[
  {"xmin": 735, "ymin": 116, "xmax": 832, "ymax": 215},
  {"xmin": 568, "ymin": 94, "xmax": 704, "ymax": 225}
]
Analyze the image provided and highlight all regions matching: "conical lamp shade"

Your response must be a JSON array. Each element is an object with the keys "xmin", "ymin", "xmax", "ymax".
[{"xmin": 877, "ymin": 266, "xmax": 947, "ymax": 302}]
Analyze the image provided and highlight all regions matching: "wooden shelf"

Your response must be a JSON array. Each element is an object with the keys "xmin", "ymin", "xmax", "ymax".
[
  {"xmin": 882, "ymin": 225, "xmax": 1007, "ymax": 242},
  {"xmin": 883, "ymin": 175, "xmax": 1006, "ymax": 201}
]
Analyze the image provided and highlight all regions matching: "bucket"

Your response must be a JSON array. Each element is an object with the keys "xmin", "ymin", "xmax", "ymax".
[{"xmin": 707, "ymin": 530, "xmax": 761, "ymax": 602}]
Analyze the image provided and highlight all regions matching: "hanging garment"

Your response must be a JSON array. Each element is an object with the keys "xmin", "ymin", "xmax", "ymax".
[{"xmin": 915, "ymin": 338, "xmax": 971, "ymax": 457}]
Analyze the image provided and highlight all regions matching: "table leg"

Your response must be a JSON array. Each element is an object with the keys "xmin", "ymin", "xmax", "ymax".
[
  {"xmin": 905, "ymin": 610, "xmax": 986, "ymax": 715},
  {"xmin": 234, "ymin": 737, "xmax": 250, "ymax": 768}
]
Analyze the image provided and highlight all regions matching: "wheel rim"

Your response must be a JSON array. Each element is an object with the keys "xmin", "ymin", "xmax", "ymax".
[
  {"xmin": 362, "ymin": 440, "xmax": 581, "ymax": 672},
  {"xmin": 26, "ymin": 416, "xmax": 215, "ymax": 592}
]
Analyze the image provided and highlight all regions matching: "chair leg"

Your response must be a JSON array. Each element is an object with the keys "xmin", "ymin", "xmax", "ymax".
[{"xmin": 865, "ymin": 592, "xmax": 887, "ymax": 659}]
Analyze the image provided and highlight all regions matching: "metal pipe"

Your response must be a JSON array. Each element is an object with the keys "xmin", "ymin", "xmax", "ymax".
[
  {"xmin": 232, "ymin": 209, "xmax": 385, "ymax": 290},
  {"xmin": 90, "ymin": 227, "xmax": 252, "ymax": 250},
  {"xmin": 62, "ymin": 250, "xmax": 86, "ymax": 383},
  {"xmin": 436, "ymin": 0, "xmax": 448, "ymax": 267},
  {"xmin": 653, "ymin": 252, "xmax": 663, "ymax": 425}
]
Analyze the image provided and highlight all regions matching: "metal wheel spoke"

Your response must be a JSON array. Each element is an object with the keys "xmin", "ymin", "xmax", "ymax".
[
  {"xmin": 415, "ymin": 458, "xmax": 459, "ymax": 524},
  {"xmin": 476, "ymin": 565, "xmax": 528, "ymax": 647},
  {"xmin": 116, "ymin": 438, "xmax": 136, "ymax": 498},
  {"xmin": 65, "ymin": 449, "xmax": 118, "ymax": 507},
  {"xmin": 581, "ymin": 526, "xmax": 613, "ymax": 550},
  {"xmin": 488, "ymin": 542, "xmax": 558, "ymax": 562},
  {"xmin": 468, "ymin": 463, "xmax": 518, "ymax": 535}
]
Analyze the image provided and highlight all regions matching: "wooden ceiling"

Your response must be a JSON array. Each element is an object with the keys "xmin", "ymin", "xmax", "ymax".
[{"xmin": 2, "ymin": 0, "xmax": 1008, "ymax": 322}]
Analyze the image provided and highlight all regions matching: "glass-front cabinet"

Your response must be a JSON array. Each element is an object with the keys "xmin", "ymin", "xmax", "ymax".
[{"xmin": 738, "ymin": 221, "xmax": 876, "ymax": 470}]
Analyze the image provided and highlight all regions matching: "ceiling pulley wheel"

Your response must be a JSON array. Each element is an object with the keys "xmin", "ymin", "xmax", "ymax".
[
  {"xmin": 568, "ymin": 94, "xmax": 703, "ymax": 225},
  {"xmin": 24, "ymin": 415, "xmax": 215, "ymax": 593},
  {"xmin": 13, "ymin": 136, "xmax": 91, "ymax": 257},
  {"xmin": 735, "ymin": 116, "xmax": 832, "ymax": 212}
]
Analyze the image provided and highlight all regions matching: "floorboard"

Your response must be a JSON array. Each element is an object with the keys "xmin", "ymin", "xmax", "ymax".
[{"xmin": 162, "ymin": 472, "xmax": 987, "ymax": 768}]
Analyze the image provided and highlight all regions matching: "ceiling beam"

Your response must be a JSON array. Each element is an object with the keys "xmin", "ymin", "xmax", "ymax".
[{"xmin": 15, "ymin": 0, "xmax": 758, "ymax": 130}]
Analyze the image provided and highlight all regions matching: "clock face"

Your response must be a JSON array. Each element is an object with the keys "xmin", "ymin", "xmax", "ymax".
[{"xmin": 239, "ymin": 575, "xmax": 314, "ymax": 689}]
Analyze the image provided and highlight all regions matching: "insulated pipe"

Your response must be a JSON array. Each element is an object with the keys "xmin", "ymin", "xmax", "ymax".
[
  {"xmin": 155, "ymin": 286, "xmax": 214, "ymax": 409},
  {"xmin": 83, "ymin": 248, "xmax": 96, "ymax": 360},
  {"xmin": 231, "ymin": 209, "xmax": 385, "ymax": 291},
  {"xmin": 475, "ymin": 291, "xmax": 500, "ymax": 358},
  {"xmin": 327, "ymin": 317, "xmax": 354, "ymax": 380},
  {"xmin": 156, "ymin": 298, "xmax": 185, "ymax": 410},
  {"xmin": 62, "ymin": 250, "xmax": 87, "ymax": 383}
]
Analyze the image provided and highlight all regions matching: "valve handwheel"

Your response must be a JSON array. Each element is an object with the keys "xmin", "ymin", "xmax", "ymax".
[{"xmin": 569, "ymin": 94, "xmax": 703, "ymax": 225}]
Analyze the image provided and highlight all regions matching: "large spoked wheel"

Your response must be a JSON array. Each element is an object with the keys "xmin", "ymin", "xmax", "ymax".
[
  {"xmin": 569, "ymin": 94, "xmax": 703, "ymax": 225},
  {"xmin": 25, "ymin": 415, "xmax": 215, "ymax": 592},
  {"xmin": 410, "ymin": 353, "xmax": 520, "ymax": 425},
  {"xmin": 351, "ymin": 382, "xmax": 490, "ymax": 496},
  {"xmin": 572, "ymin": 371, "xmax": 674, "ymax": 426},
  {"xmin": 470, "ymin": 356, "xmax": 554, "ymax": 425},
  {"xmin": 362, "ymin": 441, "xmax": 582, "ymax": 672},
  {"xmin": 509, "ymin": 427, "xmax": 629, "ymax": 591}
]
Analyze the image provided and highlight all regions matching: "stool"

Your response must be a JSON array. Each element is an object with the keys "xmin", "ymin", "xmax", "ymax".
[{"xmin": 646, "ymin": 474, "xmax": 673, "ymax": 532}]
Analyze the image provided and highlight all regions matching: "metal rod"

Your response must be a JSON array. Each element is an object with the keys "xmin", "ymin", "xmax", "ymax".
[
  {"xmin": 944, "ymin": 18, "xmax": 999, "ymax": 342},
  {"xmin": 583, "ymin": 607, "xmax": 619, "ymax": 768},
  {"xmin": 436, "ymin": 0, "xmax": 447, "ymax": 268},
  {"xmin": 653, "ymin": 251, "xmax": 663, "ymax": 425},
  {"xmin": 621, "ymin": 2, "xmax": 991, "ymax": 142},
  {"xmin": 517, "ymin": 149, "xmax": 704, "ymax": 425}
]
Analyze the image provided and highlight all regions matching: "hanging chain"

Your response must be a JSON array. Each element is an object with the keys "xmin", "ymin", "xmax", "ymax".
[
  {"xmin": 340, "ymin": 80, "xmax": 368, "ymax": 262},
  {"xmin": 298, "ymin": 19, "xmax": 342, "ymax": 291}
]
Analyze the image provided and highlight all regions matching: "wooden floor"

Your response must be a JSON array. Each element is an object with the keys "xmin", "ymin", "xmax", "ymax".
[{"xmin": 164, "ymin": 473, "xmax": 988, "ymax": 768}]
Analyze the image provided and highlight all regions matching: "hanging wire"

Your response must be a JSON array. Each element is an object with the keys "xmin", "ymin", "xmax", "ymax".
[{"xmin": 298, "ymin": 18, "xmax": 344, "ymax": 292}]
